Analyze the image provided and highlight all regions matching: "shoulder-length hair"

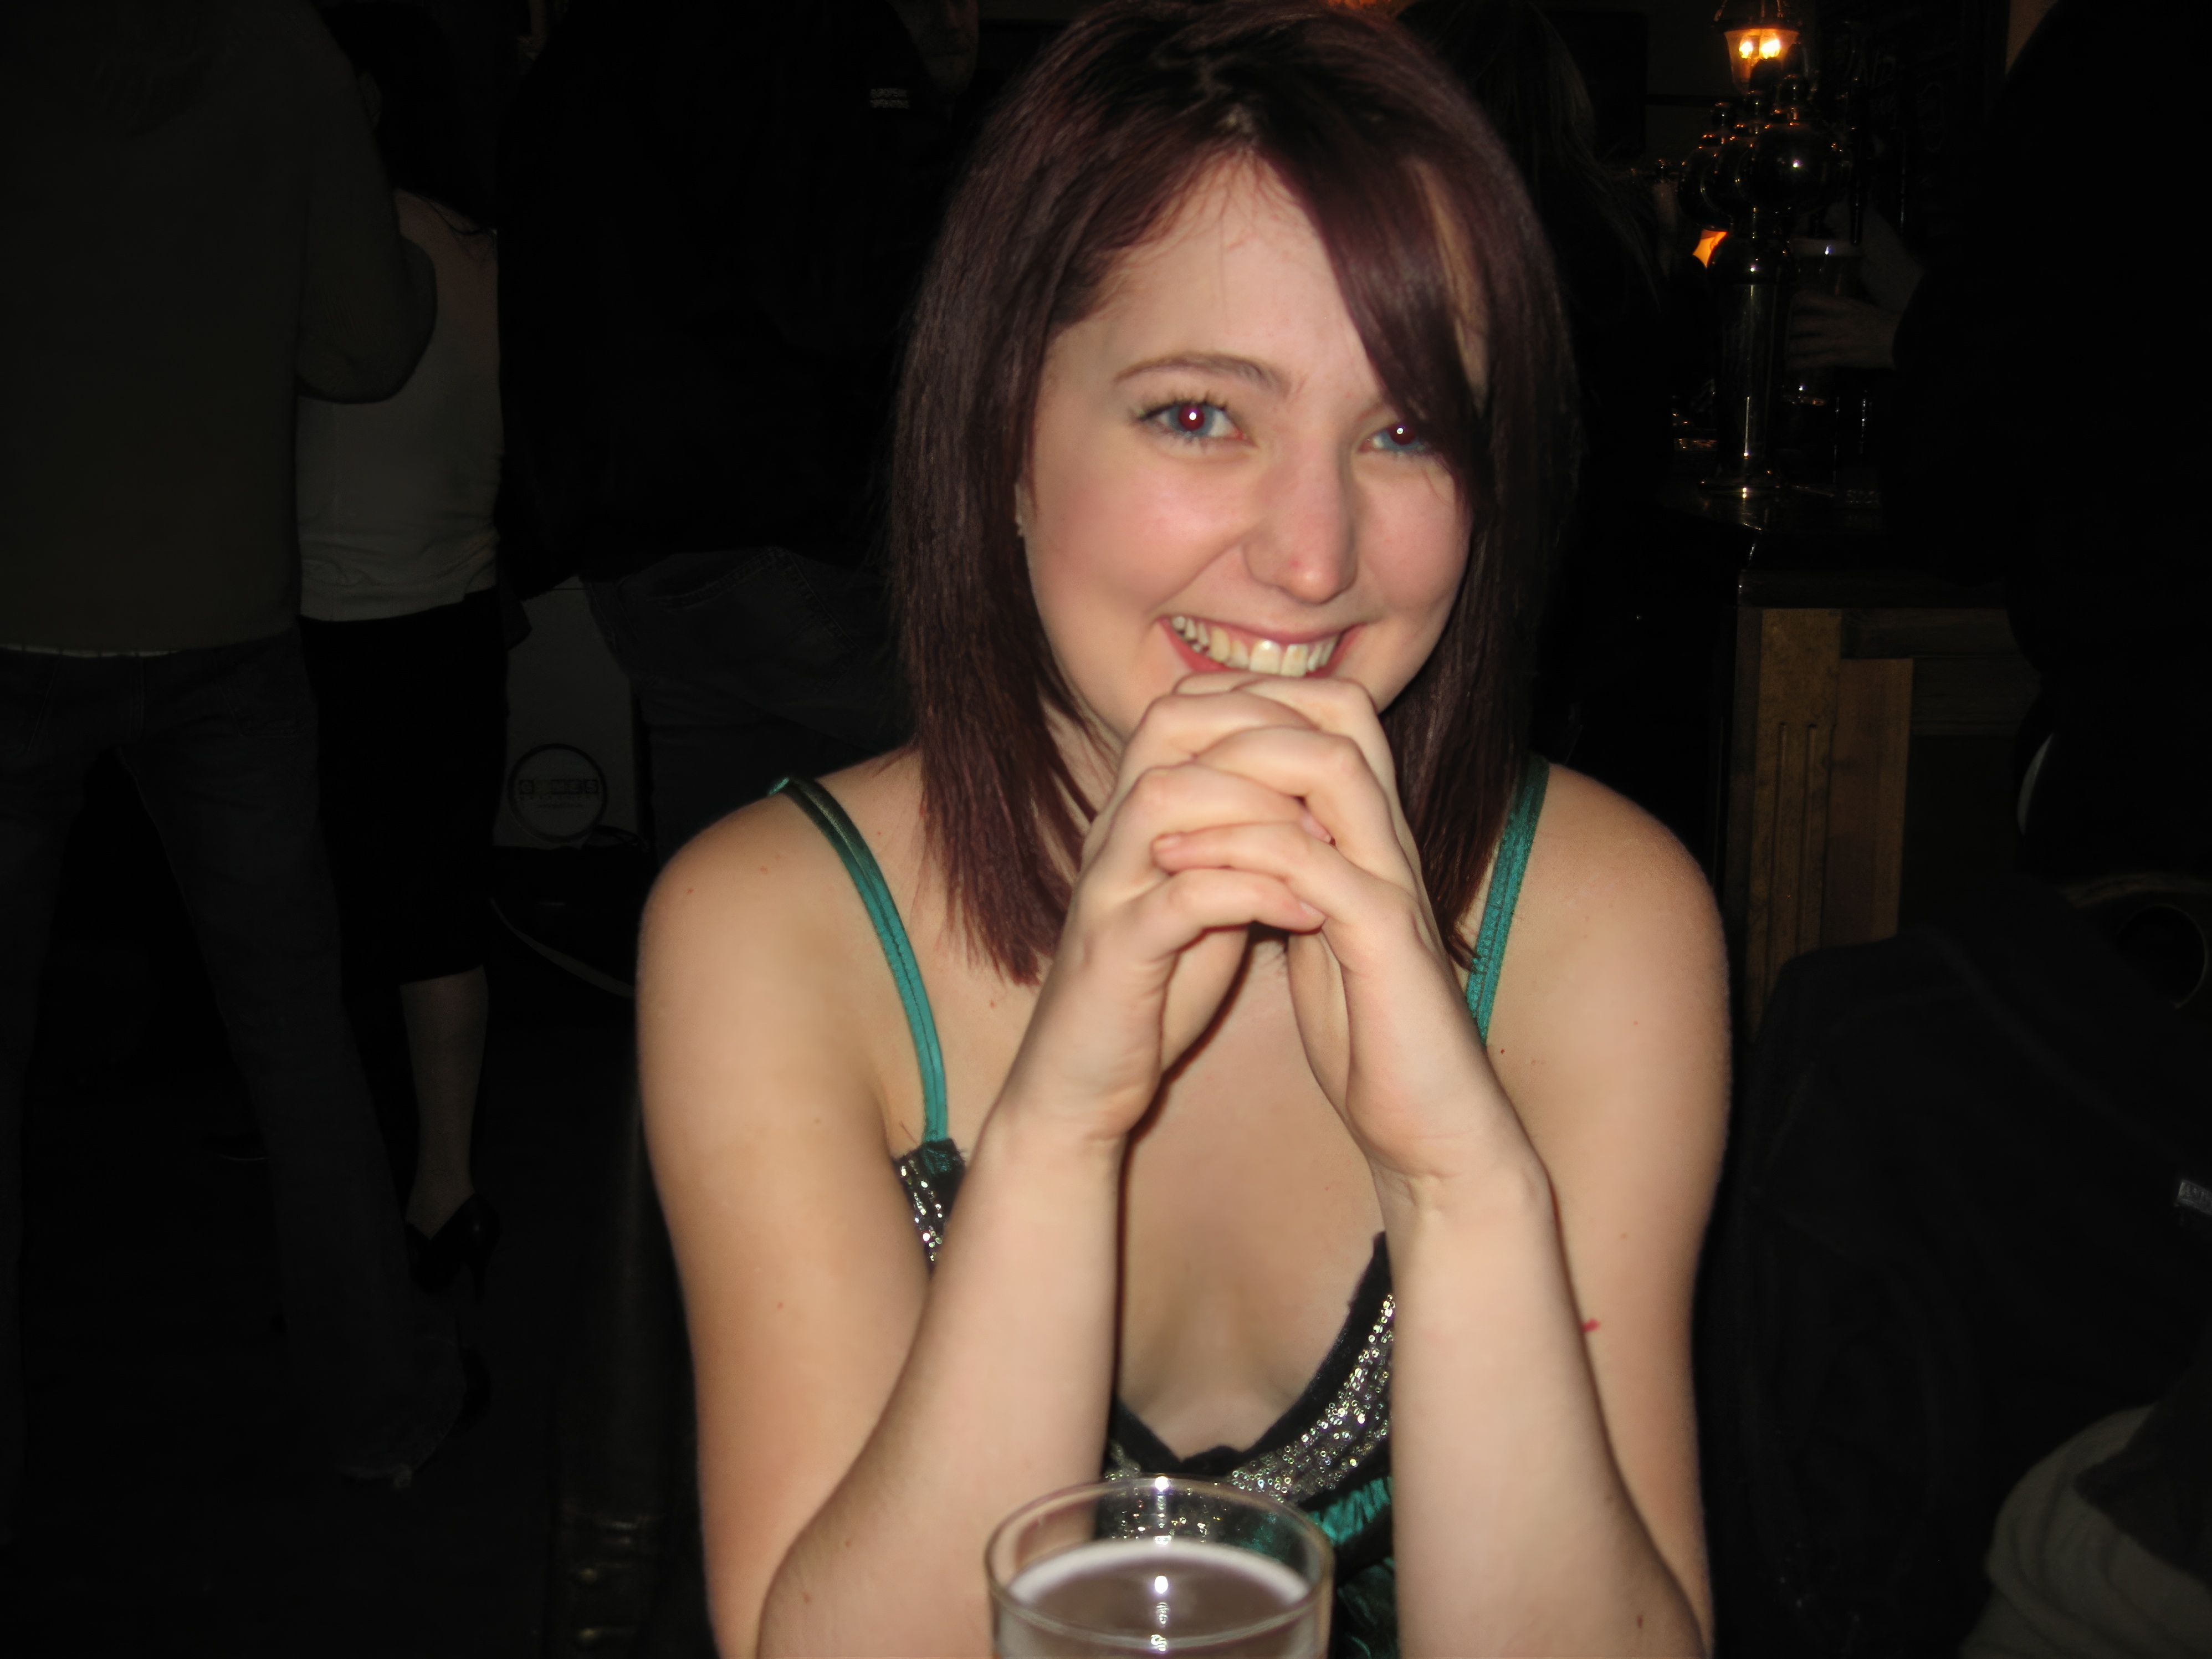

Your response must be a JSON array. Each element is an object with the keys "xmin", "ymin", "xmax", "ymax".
[{"xmin": 893, "ymin": 0, "xmax": 1575, "ymax": 984}]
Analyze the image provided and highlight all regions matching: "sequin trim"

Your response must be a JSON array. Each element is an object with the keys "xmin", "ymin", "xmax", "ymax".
[
  {"xmin": 1221, "ymin": 1293, "xmax": 1393, "ymax": 1506},
  {"xmin": 1098, "ymin": 1299, "xmax": 1396, "ymax": 1509},
  {"xmin": 895, "ymin": 1139, "xmax": 965, "ymax": 1269}
]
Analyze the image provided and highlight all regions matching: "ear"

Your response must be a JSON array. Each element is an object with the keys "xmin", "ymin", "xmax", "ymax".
[{"xmin": 1013, "ymin": 474, "xmax": 1035, "ymax": 540}]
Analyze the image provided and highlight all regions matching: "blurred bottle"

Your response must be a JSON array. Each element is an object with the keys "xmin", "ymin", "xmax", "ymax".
[{"xmin": 1779, "ymin": 235, "xmax": 1861, "ymax": 486}]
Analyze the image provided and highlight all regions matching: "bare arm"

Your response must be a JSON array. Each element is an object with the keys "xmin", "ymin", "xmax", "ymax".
[
  {"xmin": 646, "ymin": 801, "xmax": 1115, "ymax": 1658},
  {"xmin": 1389, "ymin": 772, "xmax": 1724, "ymax": 1656},
  {"xmin": 1153, "ymin": 685, "xmax": 1723, "ymax": 1656}
]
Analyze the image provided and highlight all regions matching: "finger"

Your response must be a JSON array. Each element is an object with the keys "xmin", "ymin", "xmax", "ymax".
[
  {"xmin": 1181, "ymin": 726, "xmax": 1412, "ymax": 887},
  {"xmin": 1119, "ymin": 864, "xmax": 1323, "ymax": 956},
  {"xmin": 1150, "ymin": 821, "xmax": 1428, "ymax": 971},
  {"xmin": 1187, "ymin": 673, "xmax": 1404, "ymax": 824},
  {"xmin": 1096, "ymin": 685, "xmax": 1317, "ymax": 833},
  {"xmin": 1089, "ymin": 760, "xmax": 1312, "ymax": 893}
]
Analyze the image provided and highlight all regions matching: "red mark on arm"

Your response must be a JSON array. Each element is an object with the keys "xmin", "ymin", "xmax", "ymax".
[{"xmin": 1581, "ymin": 1318, "xmax": 1600, "ymax": 1333}]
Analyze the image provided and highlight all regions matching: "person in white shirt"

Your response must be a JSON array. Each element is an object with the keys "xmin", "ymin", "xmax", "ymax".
[{"xmin": 298, "ymin": 2, "xmax": 506, "ymax": 1304}]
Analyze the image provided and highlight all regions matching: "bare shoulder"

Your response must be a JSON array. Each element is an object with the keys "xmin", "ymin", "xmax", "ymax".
[
  {"xmin": 1497, "ymin": 764, "xmax": 1726, "ymax": 1018},
  {"xmin": 640, "ymin": 785, "xmax": 855, "ymax": 1048},
  {"xmin": 641, "ymin": 752, "xmax": 924, "ymax": 972},
  {"xmin": 637, "ymin": 754, "xmax": 924, "ymax": 1146},
  {"xmin": 1479, "ymin": 762, "xmax": 1729, "ymax": 1199}
]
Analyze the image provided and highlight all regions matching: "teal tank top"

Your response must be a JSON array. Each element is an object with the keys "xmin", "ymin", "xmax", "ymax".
[{"xmin": 772, "ymin": 759, "xmax": 1550, "ymax": 1659}]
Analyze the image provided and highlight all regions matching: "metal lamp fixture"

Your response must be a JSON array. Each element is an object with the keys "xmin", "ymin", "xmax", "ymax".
[
  {"xmin": 1715, "ymin": 0, "xmax": 1804, "ymax": 94},
  {"xmin": 1658, "ymin": 0, "xmax": 1845, "ymax": 496}
]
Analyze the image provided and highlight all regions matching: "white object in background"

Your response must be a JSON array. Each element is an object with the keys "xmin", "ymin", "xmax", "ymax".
[{"xmin": 498, "ymin": 578, "xmax": 639, "ymax": 847}]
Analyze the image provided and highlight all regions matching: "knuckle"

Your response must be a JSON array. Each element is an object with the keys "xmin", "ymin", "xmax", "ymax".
[
  {"xmin": 1321, "ymin": 734, "xmax": 1368, "ymax": 779},
  {"xmin": 1140, "ymin": 690, "xmax": 1191, "ymax": 730},
  {"xmin": 1160, "ymin": 874, "xmax": 1211, "ymax": 920},
  {"xmin": 1127, "ymin": 766, "xmax": 1183, "ymax": 812}
]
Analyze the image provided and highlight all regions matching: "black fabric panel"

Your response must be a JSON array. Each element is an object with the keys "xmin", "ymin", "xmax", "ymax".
[{"xmin": 1698, "ymin": 873, "xmax": 2212, "ymax": 1656}]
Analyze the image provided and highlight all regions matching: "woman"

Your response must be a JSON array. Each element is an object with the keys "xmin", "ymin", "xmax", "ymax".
[
  {"xmin": 642, "ymin": 3, "xmax": 1726, "ymax": 1653},
  {"xmin": 298, "ymin": 2, "xmax": 503, "ymax": 1297}
]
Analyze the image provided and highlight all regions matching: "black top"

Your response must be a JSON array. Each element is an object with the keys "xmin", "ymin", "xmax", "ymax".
[{"xmin": 0, "ymin": 0, "xmax": 434, "ymax": 649}]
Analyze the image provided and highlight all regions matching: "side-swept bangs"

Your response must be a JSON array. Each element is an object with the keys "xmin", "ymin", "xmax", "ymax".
[{"xmin": 893, "ymin": 0, "xmax": 1575, "ymax": 982}]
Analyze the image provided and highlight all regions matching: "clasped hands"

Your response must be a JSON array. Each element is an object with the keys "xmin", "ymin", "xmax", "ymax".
[{"xmin": 999, "ymin": 672, "xmax": 1516, "ymax": 1194}]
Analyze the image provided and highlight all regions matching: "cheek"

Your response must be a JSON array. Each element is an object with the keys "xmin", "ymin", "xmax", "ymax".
[
  {"xmin": 1374, "ymin": 484, "xmax": 1472, "ymax": 621},
  {"xmin": 1027, "ymin": 441, "xmax": 1228, "ymax": 618},
  {"xmin": 1353, "ymin": 488, "xmax": 1470, "ymax": 701}
]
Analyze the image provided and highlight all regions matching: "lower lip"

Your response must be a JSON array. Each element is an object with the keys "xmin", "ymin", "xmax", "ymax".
[{"xmin": 1163, "ymin": 622, "xmax": 1349, "ymax": 678}]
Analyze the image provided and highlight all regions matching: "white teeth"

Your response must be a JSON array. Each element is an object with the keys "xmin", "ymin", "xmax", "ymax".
[{"xmin": 1169, "ymin": 615, "xmax": 1340, "ymax": 678}]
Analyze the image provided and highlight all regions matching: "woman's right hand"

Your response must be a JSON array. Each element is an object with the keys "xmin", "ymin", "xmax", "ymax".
[{"xmin": 991, "ymin": 682, "xmax": 1326, "ymax": 1143}]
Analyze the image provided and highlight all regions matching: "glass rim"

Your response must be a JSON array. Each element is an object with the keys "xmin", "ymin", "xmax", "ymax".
[{"xmin": 984, "ymin": 1474, "xmax": 1333, "ymax": 1653}]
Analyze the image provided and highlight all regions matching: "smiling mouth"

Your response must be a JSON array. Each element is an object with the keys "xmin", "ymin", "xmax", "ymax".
[{"xmin": 1168, "ymin": 616, "xmax": 1342, "ymax": 678}]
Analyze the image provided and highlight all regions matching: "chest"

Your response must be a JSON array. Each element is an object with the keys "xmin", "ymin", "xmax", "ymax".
[{"xmin": 898, "ymin": 941, "xmax": 1384, "ymax": 1458}]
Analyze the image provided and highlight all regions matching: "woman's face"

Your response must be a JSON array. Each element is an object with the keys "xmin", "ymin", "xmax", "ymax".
[{"xmin": 1019, "ymin": 160, "xmax": 1473, "ymax": 749}]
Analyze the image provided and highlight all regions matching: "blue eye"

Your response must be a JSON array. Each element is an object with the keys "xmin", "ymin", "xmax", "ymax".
[
  {"xmin": 1150, "ymin": 400, "xmax": 1238, "ymax": 441},
  {"xmin": 1368, "ymin": 422, "xmax": 1428, "ymax": 454}
]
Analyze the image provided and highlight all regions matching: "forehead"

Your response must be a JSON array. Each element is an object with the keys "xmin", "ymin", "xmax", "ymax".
[
  {"xmin": 1068, "ymin": 159, "xmax": 1363, "ymax": 367},
  {"xmin": 1059, "ymin": 155, "xmax": 1484, "ymax": 393}
]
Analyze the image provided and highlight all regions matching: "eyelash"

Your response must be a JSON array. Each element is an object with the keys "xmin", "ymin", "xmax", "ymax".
[
  {"xmin": 1139, "ymin": 393, "xmax": 1240, "ymax": 442},
  {"xmin": 1136, "ymin": 394, "xmax": 1430, "ymax": 456}
]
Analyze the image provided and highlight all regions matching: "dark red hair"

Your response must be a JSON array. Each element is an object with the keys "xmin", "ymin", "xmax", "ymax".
[{"xmin": 892, "ymin": 0, "xmax": 1575, "ymax": 982}]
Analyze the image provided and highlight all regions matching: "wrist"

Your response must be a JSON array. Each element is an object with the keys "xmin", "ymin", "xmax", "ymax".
[
  {"xmin": 1373, "ymin": 1140, "xmax": 1552, "ymax": 1237},
  {"xmin": 974, "ymin": 1084, "xmax": 1131, "ymax": 1179}
]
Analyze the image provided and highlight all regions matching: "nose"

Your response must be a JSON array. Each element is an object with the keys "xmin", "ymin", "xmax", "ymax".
[{"xmin": 1242, "ymin": 442, "xmax": 1360, "ymax": 608}]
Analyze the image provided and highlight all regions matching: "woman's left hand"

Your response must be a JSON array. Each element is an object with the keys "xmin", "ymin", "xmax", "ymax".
[{"xmin": 1148, "ymin": 674, "xmax": 1525, "ymax": 1194}]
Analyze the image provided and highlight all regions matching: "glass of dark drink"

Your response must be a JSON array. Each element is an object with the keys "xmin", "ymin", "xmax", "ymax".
[{"xmin": 986, "ymin": 1476, "xmax": 1332, "ymax": 1657}]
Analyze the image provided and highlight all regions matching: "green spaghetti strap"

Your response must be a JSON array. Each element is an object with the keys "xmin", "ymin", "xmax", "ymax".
[
  {"xmin": 1465, "ymin": 756, "xmax": 1550, "ymax": 1043},
  {"xmin": 770, "ymin": 777, "xmax": 950, "ymax": 1145}
]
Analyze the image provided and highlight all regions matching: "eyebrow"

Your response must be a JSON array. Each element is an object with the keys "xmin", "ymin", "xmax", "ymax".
[{"xmin": 1114, "ymin": 352, "xmax": 1284, "ymax": 394}]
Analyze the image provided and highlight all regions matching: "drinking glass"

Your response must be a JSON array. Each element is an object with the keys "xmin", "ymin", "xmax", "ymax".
[{"xmin": 986, "ymin": 1476, "xmax": 1332, "ymax": 1658}]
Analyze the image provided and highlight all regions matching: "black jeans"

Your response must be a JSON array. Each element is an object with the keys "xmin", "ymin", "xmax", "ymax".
[
  {"xmin": 585, "ymin": 547, "xmax": 902, "ymax": 862},
  {"xmin": 0, "ymin": 628, "xmax": 463, "ymax": 1530}
]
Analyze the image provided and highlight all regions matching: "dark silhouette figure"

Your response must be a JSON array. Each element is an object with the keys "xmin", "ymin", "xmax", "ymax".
[
  {"xmin": 1886, "ymin": 0, "xmax": 2211, "ymax": 884},
  {"xmin": 0, "ymin": 0, "xmax": 473, "ymax": 1543}
]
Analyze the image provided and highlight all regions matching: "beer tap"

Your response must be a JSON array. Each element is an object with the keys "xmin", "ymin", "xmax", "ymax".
[{"xmin": 1676, "ymin": 3, "xmax": 1845, "ymax": 498}]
